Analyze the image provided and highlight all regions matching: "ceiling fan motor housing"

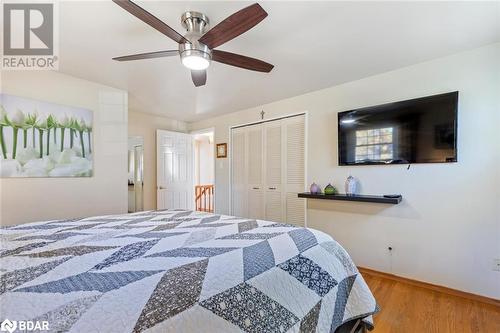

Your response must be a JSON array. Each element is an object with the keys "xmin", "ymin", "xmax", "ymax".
[{"xmin": 180, "ymin": 11, "xmax": 211, "ymax": 65}]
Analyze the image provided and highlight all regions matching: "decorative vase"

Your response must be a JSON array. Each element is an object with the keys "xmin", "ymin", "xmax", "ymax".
[
  {"xmin": 324, "ymin": 183, "xmax": 337, "ymax": 195},
  {"xmin": 310, "ymin": 182, "xmax": 321, "ymax": 194},
  {"xmin": 345, "ymin": 176, "xmax": 357, "ymax": 195}
]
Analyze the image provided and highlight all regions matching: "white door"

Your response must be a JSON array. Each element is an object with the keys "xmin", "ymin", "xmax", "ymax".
[
  {"xmin": 283, "ymin": 115, "xmax": 306, "ymax": 226},
  {"xmin": 264, "ymin": 120, "xmax": 283, "ymax": 222},
  {"xmin": 157, "ymin": 130, "xmax": 194, "ymax": 210},
  {"xmin": 230, "ymin": 114, "xmax": 306, "ymax": 225},
  {"xmin": 231, "ymin": 127, "xmax": 248, "ymax": 217},
  {"xmin": 247, "ymin": 124, "xmax": 264, "ymax": 219}
]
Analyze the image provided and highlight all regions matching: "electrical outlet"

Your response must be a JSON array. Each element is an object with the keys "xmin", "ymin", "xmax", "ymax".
[{"xmin": 493, "ymin": 259, "xmax": 500, "ymax": 272}]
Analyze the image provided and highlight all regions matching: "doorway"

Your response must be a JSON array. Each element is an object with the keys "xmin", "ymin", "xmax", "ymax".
[
  {"xmin": 156, "ymin": 129, "xmax": 215, "ymax": 212},
  {"xmin": 128, "ymin": 136, "xmax": 144, "ymax": 213},
  {"xmin": 193, "ymin": 130, "xmax": 215, "ymax": 213}
]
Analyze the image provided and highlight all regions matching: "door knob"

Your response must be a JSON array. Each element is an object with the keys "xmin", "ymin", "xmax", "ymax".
[{"xmin": 158, "ymin": 186, "xmax": 166, "ymax": 190}]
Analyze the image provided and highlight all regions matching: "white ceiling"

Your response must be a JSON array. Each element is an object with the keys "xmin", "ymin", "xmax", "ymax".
[{"xmin": 59, "ymin": 1, "xmax": 500, "ymax": 122}]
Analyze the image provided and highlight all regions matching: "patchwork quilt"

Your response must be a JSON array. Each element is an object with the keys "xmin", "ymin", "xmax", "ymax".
[{"xmin": 0, "ymin": 210, "xmax": 377, "ymax": 333}]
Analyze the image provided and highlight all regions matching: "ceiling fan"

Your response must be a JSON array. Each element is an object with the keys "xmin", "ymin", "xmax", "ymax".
[{"xmin": 112, "ymin": 0, "xmax": 274, "ymax": 87}]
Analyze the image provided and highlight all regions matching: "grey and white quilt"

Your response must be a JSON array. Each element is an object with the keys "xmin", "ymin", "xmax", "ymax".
[{"xmin": 0, "ymin": 210, "xmax": 377, "ymax": 333}]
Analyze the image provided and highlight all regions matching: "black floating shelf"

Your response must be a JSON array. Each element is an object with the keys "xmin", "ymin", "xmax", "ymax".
[{"xmin": 298, "ymin": 192, "xmax": 402, "ymax": 204}]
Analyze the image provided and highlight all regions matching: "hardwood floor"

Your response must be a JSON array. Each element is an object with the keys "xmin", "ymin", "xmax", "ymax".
[{"xmin": 361, "ymin": 270, "xmax": 500, "ymax": 333}]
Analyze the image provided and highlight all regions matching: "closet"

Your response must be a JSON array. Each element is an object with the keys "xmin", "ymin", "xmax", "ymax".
[{"xmin": 231, "ymin": 114, "xmax": 306, "ymax": 226}]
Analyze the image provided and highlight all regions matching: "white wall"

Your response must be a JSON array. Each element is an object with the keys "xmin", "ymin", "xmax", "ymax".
[
  {"xmin": 190, "ymin": 43, "xmax": 500, "ymax": 299},
  {"xmin": 0, "ymin": 71, "xmax": 128, "ymax": 226},
  {"xmin": 128, "ymin": 111, "xmax": 187, "ymax": 211}
]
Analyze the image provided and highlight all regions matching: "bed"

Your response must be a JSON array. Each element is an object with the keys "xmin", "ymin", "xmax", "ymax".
[{"xmin": 0, "ymin": 210, "xmax": 377, "ymax": 333}]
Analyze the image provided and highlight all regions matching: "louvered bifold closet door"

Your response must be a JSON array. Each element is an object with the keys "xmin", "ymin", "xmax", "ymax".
[
  {"xmin": 231, "ymin": 127, "xmax": 247, "ymax": 217},
  {"xmin": 284, "ymin": 115, "xmax": 306, "ymax": 226},
  {"xmin": 264, "ymin": 120, "xmax": 283, "ymax": 222},
  {"xmin": 247, "ymin": 124, "xmax": 264, "ymax": 219}
]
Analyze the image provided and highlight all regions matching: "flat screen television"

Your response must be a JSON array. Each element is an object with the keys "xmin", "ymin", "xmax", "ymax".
[{"xmin": 338, "ymin": 92, "xmax": 458, "ymax": 165}]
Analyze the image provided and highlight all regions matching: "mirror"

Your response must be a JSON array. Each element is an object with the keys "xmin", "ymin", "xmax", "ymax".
[{"xmin": 128, "ymin": 136, "xmax": 144, "ymax": 213}]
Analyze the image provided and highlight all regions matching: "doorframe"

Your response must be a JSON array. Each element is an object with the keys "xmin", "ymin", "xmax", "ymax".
[
  {"xmin": 190, "ymin": 127, "xmax": 216, "ymax": 212},
  {"xmin": 228, "ymin": 111, "xmax": 309, "ymax": 226}
]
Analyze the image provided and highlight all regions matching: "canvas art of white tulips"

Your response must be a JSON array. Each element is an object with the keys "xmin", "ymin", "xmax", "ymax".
[{"xmin": 0, "ymin": 94, "xmax": 93, "ymax": 178}]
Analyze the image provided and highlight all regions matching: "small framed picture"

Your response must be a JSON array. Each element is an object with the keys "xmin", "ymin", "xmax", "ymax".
[{"xmin": 216, "ymin": 143, "xmax": 227, "ymax": 158}]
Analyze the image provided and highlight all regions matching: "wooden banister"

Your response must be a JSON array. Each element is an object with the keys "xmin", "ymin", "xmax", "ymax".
[{"xmin": 195, "ymin": 185, "xmax": 214, "ymax": 213}]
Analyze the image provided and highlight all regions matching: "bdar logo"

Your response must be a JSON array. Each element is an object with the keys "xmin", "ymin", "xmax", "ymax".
[
  {"xmin": 0, "ymin": 319, "xmax": 49, "ymax": 332},
  {"xmin": 0, "ymin": 319, "xmax": 17, "ymax": 333}
]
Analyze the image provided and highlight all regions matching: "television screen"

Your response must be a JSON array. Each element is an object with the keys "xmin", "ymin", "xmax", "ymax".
[{"xmin": 338, "ymin": 92, "xmax": 458, "ymax": 165}]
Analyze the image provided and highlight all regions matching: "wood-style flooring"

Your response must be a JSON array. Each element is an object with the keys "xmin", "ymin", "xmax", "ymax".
[{"xmin": 361, "ymin": 270, "xmax": 500, "ymax": 333}]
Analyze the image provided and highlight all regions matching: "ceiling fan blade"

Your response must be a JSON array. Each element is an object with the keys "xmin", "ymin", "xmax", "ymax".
[
  {"xmin": 198, "ymin": 3, "xmax": 268, "ymax": 49},
  {"xmin": 113, "ymin": 0, "xmax": 189, "ymax": 44},
  {"xmin": 191, "ymin": 70, "xmax": 207, "ymax": 87},
  {"xmin": 113, "ymin": 50, "xmax": 179, "ymax": 61},
  {"xmin": 212, "ymin": 50, "xmax": 273, "ymax": 73}
]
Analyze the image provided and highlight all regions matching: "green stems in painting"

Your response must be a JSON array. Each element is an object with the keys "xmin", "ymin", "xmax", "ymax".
[
  {"xmin": 46, "ymin": 128, "xmax": 50, "ymax": 156},
  {"xmin": 60, "ymin": 128, "xmax": 65, "ymax": 152},
  {"xmin": 0, "ymin": 110, "xmax": 91, "ymax": 161},
  {"xmin": 87, "ymin": 130, "xmax": 92, "ymax": 154},
  {"xmin": 79, "ymin": 130, "xmax": 85, "ymax": 158},
  {"xmin": 70, "ymin": 129, "xmax": 75, "ymax": 148},
  {"xmin": 12, "ymin": 127, "xmax": 19, "ymax": 159},
  {"xmin": 0, "ymin": 125, "xmax": 7, "ymax": 159},
  {"xmin": 23, "ymin": 128, "xmax": 28, "ymax": 148},
  {"xmin": 38, "ymin": 129, "xmax": 43, "ymax": 158},
  {"xmin": 47, "ymin": 115, "xmax": 56, "ymax": 146}
]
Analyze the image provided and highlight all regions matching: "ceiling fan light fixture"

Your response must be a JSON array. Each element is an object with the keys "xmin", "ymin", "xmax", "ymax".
[{"xmin": 181, "ymin": 49, "xmax": 211, "ymax": 70}]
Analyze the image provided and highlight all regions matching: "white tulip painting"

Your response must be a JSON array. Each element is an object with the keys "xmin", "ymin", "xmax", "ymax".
[{"xmin": 0, "ymin": 94, "xmax": 93, "ymax": 177}]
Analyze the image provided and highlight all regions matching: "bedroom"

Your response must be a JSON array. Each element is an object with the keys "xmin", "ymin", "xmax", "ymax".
[{"xmin": 0, "ymin": 1, "xmax": 499, "ymax": 332}]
